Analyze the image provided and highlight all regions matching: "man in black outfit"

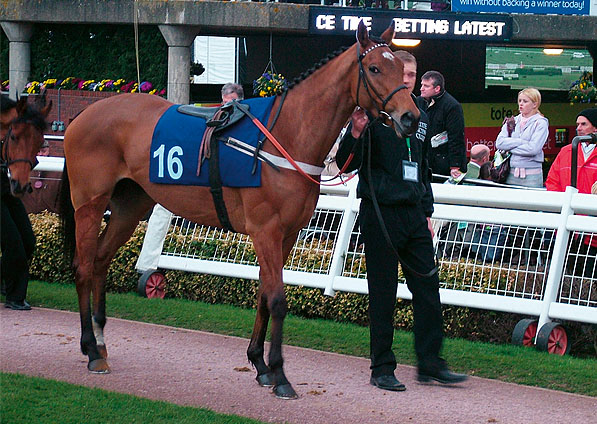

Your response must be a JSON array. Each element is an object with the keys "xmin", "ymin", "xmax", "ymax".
[
  {"xmin": 336, "ymin": 51, "xmax": 467, "ymax": 391},
  {"xmin": 1, "ymin": 96, "xmax": 36, "ymax": 310},
  {"xmin": 417, "ymin": 70, "xmax": 466, "ymax": 181}
]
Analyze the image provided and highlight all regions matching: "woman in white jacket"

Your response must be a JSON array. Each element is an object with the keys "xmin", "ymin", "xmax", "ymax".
[{"xmin": 496, "ymin": 88, "xmax": 549, "ymax": 188}]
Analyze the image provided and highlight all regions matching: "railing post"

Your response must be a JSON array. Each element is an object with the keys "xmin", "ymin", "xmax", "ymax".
[
  {"xmin": 324, "ymin": 179, "xmax": 359, "ymax": 296},
  {"xmin": 536, "ymin": 185, "xmax": 577, "ymax": 340}
]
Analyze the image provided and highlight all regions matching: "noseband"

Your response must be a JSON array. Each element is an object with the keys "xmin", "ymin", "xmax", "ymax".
[{"xmin": 356, "ymin": 42, "xmax": 408, "ymax": 127}]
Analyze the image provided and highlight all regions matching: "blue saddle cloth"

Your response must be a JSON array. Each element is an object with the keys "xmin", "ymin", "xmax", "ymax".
[{"xmin": 149, "ymin": 96, "xmax": 276, "ymax": 187}]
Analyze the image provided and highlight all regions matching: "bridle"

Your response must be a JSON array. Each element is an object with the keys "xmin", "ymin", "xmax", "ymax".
[
  {"xmin": 1, "ymin": 121, "xmax": 40, "ymax": 173},
  {"xmin": 356, "ymin": 42, "xmax": 408, "ymax": 128}
]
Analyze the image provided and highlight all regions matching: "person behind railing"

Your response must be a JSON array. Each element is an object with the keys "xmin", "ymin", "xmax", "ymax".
[
  {"xmin": 221, "ymin": 82, "xmax": 244, "ymax": 104},
  {"xmin": 417, "ymin": 70, "xmax": 467, "ymax": 183},
  {"xmin": 495, "ymin": 88, "xmax": 549, "ymax": 188},
  {"xmin": 545, "ymin": 108, "xmax": 597, "ymax": 277},
  {"xmin": 463, "ymin": 144, "xmax": 490, "ymax": 181},
  {"xmin": 336, "ymin": 50, "xmax": 468, "ymax": 392}
]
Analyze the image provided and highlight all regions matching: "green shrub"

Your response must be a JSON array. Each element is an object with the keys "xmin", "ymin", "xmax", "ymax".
[{"xmin": 29, "ymin": 212, "xmax": 596, "ymax": 357}]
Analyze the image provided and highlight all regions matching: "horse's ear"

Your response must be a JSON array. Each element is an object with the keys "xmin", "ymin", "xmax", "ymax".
[
  {"xmin": 380, "ymin": 22, "xmax": 395, "ymax": 45},
  {"xmin": 38, "ymin": 88, "xmax": 48, "ymax": 107},
  {"xmin": 16, "ymin": 96, "xmax": 28, "ymax": 115},
  {"xmin": 356, "ymin": 20, "xmax": 369, "ymax": 48},
  {"xmin": 41, "ymin": 100, "xmax": 53, "ymax": 118}
]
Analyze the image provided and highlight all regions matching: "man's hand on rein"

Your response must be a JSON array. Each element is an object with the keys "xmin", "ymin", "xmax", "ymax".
[{"xmin": 351, "ymin": 107, "xmax": 369, "ymax": 138}]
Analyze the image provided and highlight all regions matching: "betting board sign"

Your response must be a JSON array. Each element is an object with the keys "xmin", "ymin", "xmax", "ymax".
[{"xmin": 308, "ymin": 7, "xmax": 512, "ymax": 42}]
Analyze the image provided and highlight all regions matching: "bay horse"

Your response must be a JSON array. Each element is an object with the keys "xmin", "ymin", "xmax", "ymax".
[
  {"xmin": 1, "ymin": 95, "xmax": 52, "ymax": 196},
  {"xmin": 59, "ymin": 21, "xmax": 420, "ymax": 399}
]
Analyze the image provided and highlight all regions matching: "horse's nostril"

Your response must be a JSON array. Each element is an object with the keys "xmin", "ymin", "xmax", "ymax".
[{"xmin": 400, "ymin": 111, "xmax": 419, "ymax": 135}]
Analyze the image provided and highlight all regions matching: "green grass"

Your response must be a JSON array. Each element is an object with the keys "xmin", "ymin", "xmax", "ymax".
[
  {"xmin": 0, "ymin": 372, "xmax": 265, "ymax": 424},
  {"xmin": 22, "ymin": 281, "xmax": 597, "ymax": 397}
]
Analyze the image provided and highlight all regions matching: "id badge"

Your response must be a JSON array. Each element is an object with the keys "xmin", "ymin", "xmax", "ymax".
[{"xmin": 402, "ymin": 160, "xmax": 419, "ymax": 182}]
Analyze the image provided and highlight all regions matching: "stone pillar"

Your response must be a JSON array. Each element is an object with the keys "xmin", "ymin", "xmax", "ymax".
[
  {"xmin": 1, "ymin": 22, "xmax": 33, "ymax": 100},
  {"xmin": 158, "ymin": 25, "xmax": 197, "ymax": 104}
]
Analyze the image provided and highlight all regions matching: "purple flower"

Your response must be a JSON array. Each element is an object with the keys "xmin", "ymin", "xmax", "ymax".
[{"xmin": 140, "ymin": 81, "xmax": 153, "ymax": 92}]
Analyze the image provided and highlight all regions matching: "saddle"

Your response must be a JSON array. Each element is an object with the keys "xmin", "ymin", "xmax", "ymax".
[{"xmin": 177, "ymin": 102, "xmax": 246, "ymax": 130}]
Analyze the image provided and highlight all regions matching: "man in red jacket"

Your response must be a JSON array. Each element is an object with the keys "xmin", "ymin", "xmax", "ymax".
[
  {"xmin": 545, "ymin": 108, "xmax": 597, "ymax": 276},
  {"xmin": 546, "ymin": 108, "xmax": 597, "ymax": 195}
]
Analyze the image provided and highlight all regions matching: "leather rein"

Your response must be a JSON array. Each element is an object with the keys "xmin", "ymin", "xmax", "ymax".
[{"xmin": 243, "ymin": 41, "xmax": 407, "ymax": 187}]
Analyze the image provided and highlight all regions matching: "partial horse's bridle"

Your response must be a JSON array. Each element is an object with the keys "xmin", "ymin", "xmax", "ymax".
[
  {"xmin": 356, "ymin": 42, "xmax": 408, "ymax": 127},
  {"xmin": 1, "ymin": 121, "xmax": 40, "ymax": 172}
]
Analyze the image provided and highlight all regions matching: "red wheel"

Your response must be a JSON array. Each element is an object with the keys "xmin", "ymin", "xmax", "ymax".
[
  {"xmin": 536, "ymin": 322, "xmax": 570, "ymax": 355},
  {"xmin": 138, "ymin": 270, "xmax": 166, "ymax": 299},
  {"xmin": 512, "ymin": 318, "xmax": 538, "ymax": 347}
]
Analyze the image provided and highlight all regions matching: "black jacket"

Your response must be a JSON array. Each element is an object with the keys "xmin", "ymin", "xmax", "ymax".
[
  {"xmin": 416, "ymin": 91, "xmax": 466, "ymax": 176},
  {"xmin": 336, "ymin": 108, "xmax": 434, "ymax": 217},
  {"xmin": 1, "ymin": 165, "xmax": 11, "ymax": 197}
]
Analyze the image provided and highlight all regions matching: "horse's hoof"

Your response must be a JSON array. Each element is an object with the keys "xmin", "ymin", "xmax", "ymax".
[
  {"xmin": 256, "ymin": 372, "xmax": 275, "ymax": 387},
  {"xmin": 273, "ymin": 383, "xmax": 298, "ymax": 400},
  {"xmin": 88, "ymin": 358, "xmax": 111, "ymax": 374},
  {"xmin": 97, "ymin": 345, "xmax": 108, "ymax": 359}
]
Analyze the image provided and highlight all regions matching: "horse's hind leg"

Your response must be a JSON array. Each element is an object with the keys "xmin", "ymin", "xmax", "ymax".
[{"xmin": 73, "ymin": 194, "xmax": 111, "ymax": 373}]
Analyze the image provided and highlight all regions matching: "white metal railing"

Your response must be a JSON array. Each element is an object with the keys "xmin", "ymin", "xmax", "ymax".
[
  {"xmin": 33, "ymin": 153, "xmax": 597, "ymax": 332},
  {"xmin": 149, "ymin": 179, "xmax": 597, "ymax": 330}
]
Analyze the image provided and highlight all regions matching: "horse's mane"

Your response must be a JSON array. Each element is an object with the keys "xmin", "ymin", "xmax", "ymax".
[
  {"xmin": 282, "ymin": 34, "xmax": 387, "ymax": 93},
  {"xmin": 284, "ymin": 46, "xmax": 350, "ymax": 92}
]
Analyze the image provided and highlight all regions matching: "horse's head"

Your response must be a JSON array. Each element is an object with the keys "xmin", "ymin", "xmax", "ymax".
[
  {"xmin": 354, "ymin": 21, "xmax": 420, "ymax": 137},
  {"xmin": 1, "ymin": 96, "xmax": 52, "ymax": 197}
]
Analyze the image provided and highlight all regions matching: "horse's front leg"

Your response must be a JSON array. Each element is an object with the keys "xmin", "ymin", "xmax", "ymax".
[
  {"xmin": 247, "ymin": 285, "xmax": 273, "ymax": 387},
  {"xmin": 250, "ymin": 232, "xmax": 298, "ymax": 399}
]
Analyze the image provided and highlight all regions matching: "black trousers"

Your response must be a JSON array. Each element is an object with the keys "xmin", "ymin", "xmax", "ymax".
[
  {"xmin": 1, "ymin": 194, "xmax": 35, "ymax": 302},
  {"xmin": 359, "ymin": 200, "xmax": 443, "ymax": 377}
]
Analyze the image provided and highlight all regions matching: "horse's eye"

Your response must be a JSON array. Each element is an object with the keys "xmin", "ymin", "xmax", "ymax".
[{"xmin": 368, "ymin": 65, "xmax": 380, "ymax": 74}]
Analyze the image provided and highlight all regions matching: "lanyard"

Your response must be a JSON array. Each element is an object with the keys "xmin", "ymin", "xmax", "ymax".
[{"xmin": 406, "ymin": 137, "xmax": 412, "ymax": 162}]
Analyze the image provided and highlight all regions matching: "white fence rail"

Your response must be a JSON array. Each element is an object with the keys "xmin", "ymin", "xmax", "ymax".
[
  {"xmin": 150, "ymin": 178, "xmax": 597, "ymax": 330},
  {"xmin": 34, "ymin": 154, "xmax": 597, "ymax": 335}
]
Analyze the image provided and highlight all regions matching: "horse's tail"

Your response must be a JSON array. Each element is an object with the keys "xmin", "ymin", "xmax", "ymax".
[{"xmin": 59, "ymin": 163, "xmax": 76, "ymax": 265}]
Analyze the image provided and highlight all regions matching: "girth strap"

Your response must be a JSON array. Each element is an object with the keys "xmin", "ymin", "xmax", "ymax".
[{"xmin": 208, "ymin": 130, "xmax": 235, "ymax": 233}]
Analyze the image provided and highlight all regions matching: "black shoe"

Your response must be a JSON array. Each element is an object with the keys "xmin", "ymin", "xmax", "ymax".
[
  {"xmin": 417, "ymin": 368, "xmax": 468, "ymax": 385},
  {"xmin": 4, "ymin": 300, "xmax": 31, "ymax": 311},
  {"xmin": 370, "ymin": 374, "xmax": 406, "ymax": 391}
]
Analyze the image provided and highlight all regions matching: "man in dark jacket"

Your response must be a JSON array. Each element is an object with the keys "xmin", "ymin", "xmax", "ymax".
[
  {"xmin": 336, "ymin": 51, "xmax": 467, "ymax": 392},
  {"xmin": 417, "ymin": 70, "xmax": 466, "ymax": 180}
]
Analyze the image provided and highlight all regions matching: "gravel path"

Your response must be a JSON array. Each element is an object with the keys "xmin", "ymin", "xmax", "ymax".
[{"xmin": 1, "ymin": 306, "xmax": 595, "ymax": 423}]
